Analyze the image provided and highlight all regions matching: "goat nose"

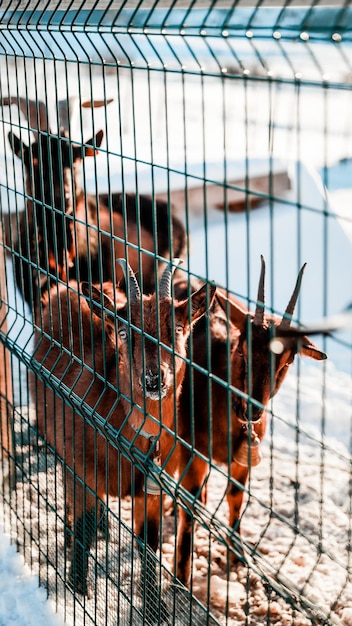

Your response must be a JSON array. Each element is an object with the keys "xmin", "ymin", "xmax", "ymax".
[
  {"xmin": 233, "ymin": 397, "xmax": 263, "ymax": 424},
  {"xmin": 249, "ymin": 409, "xmax": 264, "ymax": 423},
  {"xmin": 145, "ymin": 370, "xmax": 159, "ymax": 392}
]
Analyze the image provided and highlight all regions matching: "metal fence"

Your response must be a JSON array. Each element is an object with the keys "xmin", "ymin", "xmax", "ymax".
[{"xmin": 0, "ymin": 1, "xmax": 352, "ymax": 625}]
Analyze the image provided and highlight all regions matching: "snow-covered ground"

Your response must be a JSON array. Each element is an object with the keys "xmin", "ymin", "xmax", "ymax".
[
  {"xmin": 0, "ymin": 26, "xmax": 352, "ymax": 626},
  {"xmin": 0, "ymin": 519, "xmax": 64, "ymax": 626}
]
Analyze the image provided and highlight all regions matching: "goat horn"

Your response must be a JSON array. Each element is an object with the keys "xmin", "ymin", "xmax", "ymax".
[
  {"xmin": 159, "ymin": 258, "xmax": 183, "ymax": 299},
  {"xmin": 279, "ymin": 263, "xmax": 307, "ymax": 329},
  {"xmin": 116, "ymin": 258, "xmax": 141, "ymax": 303},
  {"xmin": 1, "ymin": 97, "xmax": 48, "ymax": 135},
  {"xmin": 253, "ymin": 255, "xmax": 265, "ymax": 326}
]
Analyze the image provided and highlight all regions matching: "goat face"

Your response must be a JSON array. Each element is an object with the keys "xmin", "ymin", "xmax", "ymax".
[
  {"xmin": 9, "ymin": 130, "xmax": 103, "ymax": 216},
  {"xmin": 218, "ymin": 257, "xmax": 327, "ymax": 425},
  {"xmin": 84, "ymin": 261, "xmax": 216, "ymax": 432},
  {"xmin": 122, "ymin": 294, "xmax": 209, "ymax": 402},
  {"xmin": 229, "ymin": 321, "xmax": 319, "ymax": 423}
]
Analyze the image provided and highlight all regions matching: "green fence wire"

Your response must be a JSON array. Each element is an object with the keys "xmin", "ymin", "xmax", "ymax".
[{"xmin": 0, "ymin": 1, "xmax": 351, "ymax": 625}]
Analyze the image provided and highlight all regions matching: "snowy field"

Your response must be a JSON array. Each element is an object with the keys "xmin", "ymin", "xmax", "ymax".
[{"xmin": 0, "ymin": 26, "xmax": 352, "ymax": 626}]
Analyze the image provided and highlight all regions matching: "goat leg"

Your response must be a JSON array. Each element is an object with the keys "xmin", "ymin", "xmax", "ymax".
[
  {"xmin": 134, "ymin": 493, "xmax": 169, "ymax": 624},
  {"xmin": 176, "ymin": 456, "xmax": 208, "ymax": 587},
  {"xmin": 64, "ymin": 502, "xmax": 73, "ymax": 550},
  {"xmin": 176, "ymin": 507, "xmax": 193, "ymax": 586},
  {"xmin": 226, "ymin": 462, "xmax": 250, "ymax": 564},
  {"xmin": 97, "ymin": 502, "xmax": 109, "ymax": 539},
  {"xmin": 68, "ymin": 508, "xmax": 97, "ymax": 596}
]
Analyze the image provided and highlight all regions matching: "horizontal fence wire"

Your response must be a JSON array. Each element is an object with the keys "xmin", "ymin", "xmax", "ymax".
[{"xmin": 0, "ymin": 1, "xmax": 352, "ymax": 625}]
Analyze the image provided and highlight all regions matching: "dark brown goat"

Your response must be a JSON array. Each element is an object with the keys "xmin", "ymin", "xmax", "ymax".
[
  {"xmin": 8, "ymin": 126, "xmax": 104, "ymax": 311},
  {"xmin": 175, "ymin": 257, "xmax": 327, "ymax": 586},
  {"xmin": 5, "ymin": 97, "xmax": 185, "ymax": 316},
  {"xmin": 31, "ymin": 259, "xmax": 215, "ymax": 612}
]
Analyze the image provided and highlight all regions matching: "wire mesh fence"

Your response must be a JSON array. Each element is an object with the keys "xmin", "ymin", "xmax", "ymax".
[{"xmin": 0, "ymin": 1, "xmax": 352, "ymax": 625}]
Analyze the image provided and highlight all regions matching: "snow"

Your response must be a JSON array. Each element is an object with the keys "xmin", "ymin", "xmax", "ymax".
[
  {"xmin": 0, "ymin": 24, "xmax": 352, "ymax": 626},
  {"xmin": 0, "ymin": 520, "xmax": 64, "ymax": 626}
]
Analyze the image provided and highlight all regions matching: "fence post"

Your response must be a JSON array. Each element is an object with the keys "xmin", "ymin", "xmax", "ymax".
[{"xmin": 0, "ymin": 223, "xmax": 15, "ymax": 490}]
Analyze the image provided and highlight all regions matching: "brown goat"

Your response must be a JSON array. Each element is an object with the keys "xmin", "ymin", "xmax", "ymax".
[
  {"xmin": 31, "ymin": 259, "xmax": 215, "ymax": 613},
  {"xmin": 8, "ymin": 126, "xmax": 104, "ymax": 312},
  {"xmin": 175, "ymin": 257, "xmax": 327, "ymax": 586},
  {"xmin": 5, "ymin": 97, "xmax": 186, "ymax": 316}
]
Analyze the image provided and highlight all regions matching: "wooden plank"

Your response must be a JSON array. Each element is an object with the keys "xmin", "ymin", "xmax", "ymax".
[
  {"xmin": 5, "ymin": 168, "xmax": 290, "ymax": 233},
  {"xmin": 156, "ymin": 170, "xmax": 291, "ymax": 214},
  {"xmin": 0, "ymin": 223, "xmax": 15, "ymax": 490}
]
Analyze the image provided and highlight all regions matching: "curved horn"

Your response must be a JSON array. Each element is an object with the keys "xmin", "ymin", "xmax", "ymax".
[
  {"xmin": 279, "ymin": 263, "xmax": 307, "ymax": 329},
  {"xmin": 253, "ymin": 255, "xmax": 265, "ymax": 326},
  {"xmin": 116, "ymin": 258, "xmax": 141, "ymax": 303},
  {"xmin": 159, "ymin": 258, "xmax": 183, "ymax": 299}
]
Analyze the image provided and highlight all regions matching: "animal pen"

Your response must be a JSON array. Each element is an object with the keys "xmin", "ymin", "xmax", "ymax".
[{"xmin": 0, "ymin": 0, "xmax": 352, "ymax": 624}]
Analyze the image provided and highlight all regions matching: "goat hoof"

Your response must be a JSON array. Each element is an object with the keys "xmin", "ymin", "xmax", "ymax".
[
  {"xmin": 177, "ymin": 574, "xmax": 190, "ymax": 588},
  {"xmin": 97, "ymin": 509, "xmax": 109, "ymax": 539},
  {"xmin": 230, "ymin": 544, "xmax": 247, "ymax": 568},
  {"xmin": 68, "ymin": 571, "xmax": 91, "ymax": 598},
  {"xmin": 144, "ymin": 597, "xmax": 170, "ymax": 625}
]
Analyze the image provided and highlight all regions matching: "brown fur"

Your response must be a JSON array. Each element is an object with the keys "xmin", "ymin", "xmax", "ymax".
[
  {"xmin": 9, "ymin": 130, "xmax": 186, "ymax": 320},
  {"xmin": 175, "ymin": 281, "xmax": 327, "ymax": 586},
  {"xmin": 31, "ymin": 274, "xmax": 215, "ymax": 598}
]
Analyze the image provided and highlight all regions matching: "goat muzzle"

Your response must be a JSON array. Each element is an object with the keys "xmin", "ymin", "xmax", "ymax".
[
  {"xmin": 232, "ymin": 397, "xmax": 263, "ymax": 425},
  {"xmin": 144, "ymin": 381, "xmax": 167, "ymax": 400},
  {"xmin": 143, "ymin": 366, "xmax": 169, "ymax": 400}
]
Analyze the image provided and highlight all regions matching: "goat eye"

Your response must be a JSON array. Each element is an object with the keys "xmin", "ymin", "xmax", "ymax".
[
  {"xmin": 118, "ymin": 328, "xmax": 128, "ymax": 342},
  {"xmin": 175, "ymin": 324, "xmax": 184, "ymax": 335}
]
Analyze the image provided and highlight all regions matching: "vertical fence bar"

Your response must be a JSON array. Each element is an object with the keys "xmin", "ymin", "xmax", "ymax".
[{"xmin": 0, "ymin": 3, "xmax": 351, "ymax": 626}]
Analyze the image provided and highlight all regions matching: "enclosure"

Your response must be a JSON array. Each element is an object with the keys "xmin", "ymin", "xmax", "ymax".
[{"xmin": 0, "ymin": 1, "xmax": 352, "ymax": 625}]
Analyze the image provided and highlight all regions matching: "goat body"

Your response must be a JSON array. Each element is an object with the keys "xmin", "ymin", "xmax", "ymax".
[
  {"xmin": 31, "ymin": 262, "xmax": 215, "ymax": 603},
  {"xmin": 175, "ymin": 258, "xmax": 327, "ymax": 586},
  {"xmin": 9, "ymin": 129, "xmax": 105, "ymax": 312},
  {"xmin": 9, "ymin": 128, "xmax": 186, "ymax": 314},
  {"xmin": 5, "ymin": 95, "xmax": 186, "ymax": 315}
]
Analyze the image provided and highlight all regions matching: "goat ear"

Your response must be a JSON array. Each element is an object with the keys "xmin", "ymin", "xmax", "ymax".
[
  {"xmin": 187, "ymin": 283, "xmax": 217, "ymax": 324},
  {"xmin": 299, "ymin": 335, "xmax": 328, "ymax": 361},
  {"xmin": 81, "ymin": 282, "xmax": 115, "ymax": 320},
  {"xmin": 216, "ymin": 288, "xmax": 249, "ymax": 331},
  {"xmin": 95, "ymin": 129, "xmax": 104, "ymax": 148},
  {"xmin": 8, "ymin": 132, "xmax": 26, "ymax": 160},
  {"xmin": 85, "ymin": 129, "xmax": 104, "ymax": 156}
]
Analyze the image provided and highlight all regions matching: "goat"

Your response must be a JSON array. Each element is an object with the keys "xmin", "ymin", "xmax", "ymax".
[
  {"xmin": 175, "ymin": 256, "xmax": 327, "ymax": 586},
  {"xmin": 8, "ymin": 124, "xmax": 103, "ymax": 313},
  {"xmin": 3, "ymin": 96, "xmax": 106, "ymax": 310},
  {"xmin": 4, "ymin": 97, "xmax": 186, "ymax": 316},
  {"xmin": 31, "ymin": 258, "xmax": 215, "ymax": 615}
]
